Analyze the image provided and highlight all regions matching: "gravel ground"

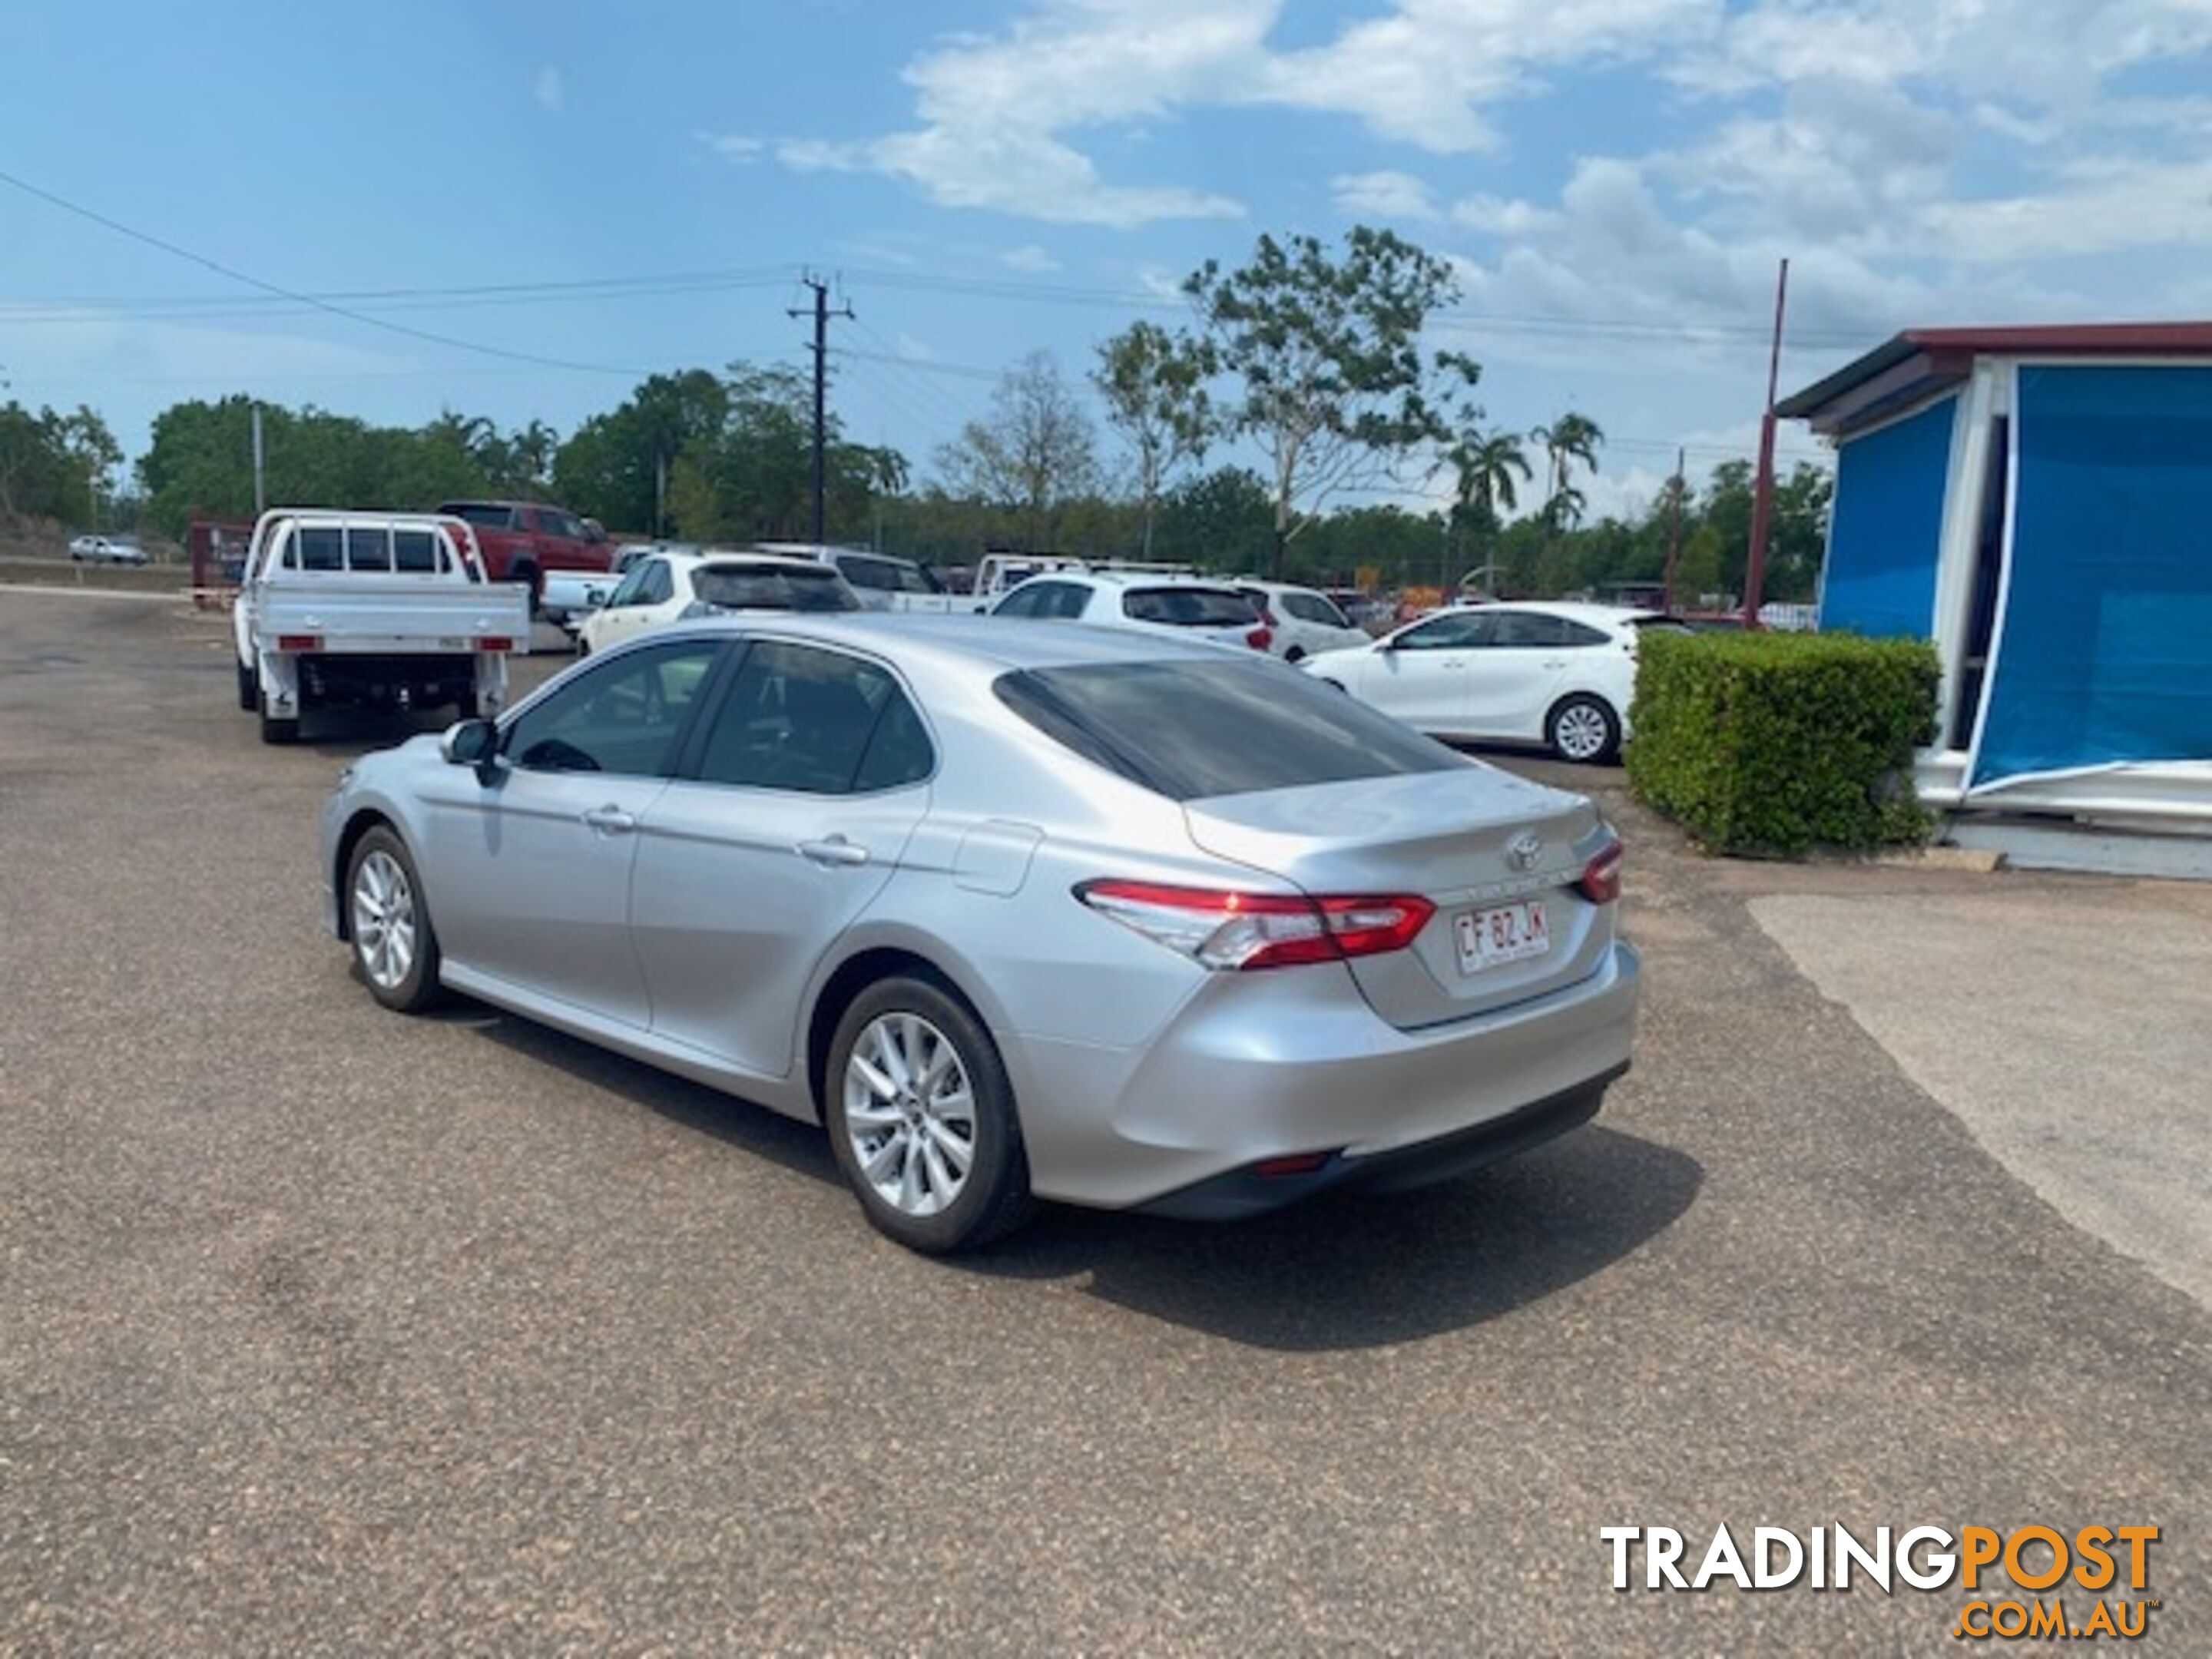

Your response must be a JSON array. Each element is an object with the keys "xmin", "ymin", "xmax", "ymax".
[{"xmin": 3, "ymin": 591, "xmax": 2207, "ymax": 1656}]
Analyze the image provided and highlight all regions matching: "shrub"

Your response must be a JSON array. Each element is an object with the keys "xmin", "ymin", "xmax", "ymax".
[{"xmin": 1626, "ymin": 630, "xmax": 1940, "ymax": 857}]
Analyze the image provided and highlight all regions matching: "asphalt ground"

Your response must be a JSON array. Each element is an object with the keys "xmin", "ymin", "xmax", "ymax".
[{"xmin": 4, "ymin": 591, "xmax": 2208, "ymax": 1655}]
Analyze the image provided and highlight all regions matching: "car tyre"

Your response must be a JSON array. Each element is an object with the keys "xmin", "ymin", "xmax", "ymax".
[
  {"xmin": 1546, "ymin": 693, "xmax": 1621, "ymax": 764},
  {"xmin": 236, "ymin": 661, "xmax": 259, "ymax": 712},
  {"xmin": 259, "ymin": 703, "xmax": 300, "ymax": 744},
  {"xmin": 824, "ymin": 975, "xmax": 1037, "ymax": 1254},
  {"xmin": 345, "ymin": 826, "xmax": 443, "ymax": 1013}
]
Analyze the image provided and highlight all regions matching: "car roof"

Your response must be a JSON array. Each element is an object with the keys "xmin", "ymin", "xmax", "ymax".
[
  {"xmin": 1061, "ymin": 570, "xmax": 1243, "ymax": 591},
  {"xmin": 1452, "ymin": 599, "xmax": 1663, "ymax": 626},
  {"xmin": 637, "ymin": 611, "xmax": 1251, "ymax": 673}
]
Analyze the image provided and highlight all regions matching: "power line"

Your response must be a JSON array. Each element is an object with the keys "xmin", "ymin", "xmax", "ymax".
[
  {"xmin": 0, "ymin": 272, "xmax": 803, "ymax": 326},
  {"xmin": 0, "ymin": 166, "xmax": 650, "ymax": 376}
]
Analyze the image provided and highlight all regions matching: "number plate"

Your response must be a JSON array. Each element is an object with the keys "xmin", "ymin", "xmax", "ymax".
[
  {"xmin": 1455, "ymin": 900, "xmax": 1550, "ymax": 974},
  {"xmin": 437, "ymin": 636, "xmax": 470, "ymax": 650}
]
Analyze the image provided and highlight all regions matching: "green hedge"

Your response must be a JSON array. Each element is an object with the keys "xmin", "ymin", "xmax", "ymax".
[{"xmin": 1626, "ymin": 630, "xmax": 1940, "ymax": 857}]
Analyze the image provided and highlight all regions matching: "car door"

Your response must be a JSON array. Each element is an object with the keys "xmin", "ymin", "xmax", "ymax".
[
  {"xmin": 628, "ymin": 639, "xmax": 935, "ymax": 1078},
  {"xmin": 419, "ymin": 637, "xmax": 727, "ymax": 1025},
  {"xmin": 1361, "ymin": 611, "xmax": 1495, "ymax": 730},
  {"xmin": 594, "ymin": 558, "xmax": 674, "ymax": 645},
  {"xmin": 1462, "ymin": 611, "xmax": 1582, "ymax": 740}
]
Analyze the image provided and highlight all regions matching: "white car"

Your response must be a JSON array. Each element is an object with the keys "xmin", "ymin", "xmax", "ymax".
[
  {"xmin": 1230, "ymin": 580, "xmax": 1373, "ymax": 662},
  {"xmin": 1300, "ymin": 601, "xmax": 1687, "ymax": 763},
  {"xmin": 69, "ymin": 535, "xmax": 149, "ymax": 566},
  {"xmin": 987, "ymin": 570, "xmax": 1271, "ymax": 653},
  {"xmin": 578, "ymin": 550, "xmax": 862, "ymax": 653}
]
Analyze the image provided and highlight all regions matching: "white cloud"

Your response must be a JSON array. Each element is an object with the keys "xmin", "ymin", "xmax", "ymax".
[
  {"xmin": 1922, "ymin": 155, "xmax": 2212, "ymax": 261},
  {"xmin": 1001, "ymin": 243, "xmax": 1062, "ymax": 272},
  {"xmin": 765, "ymin": 0, "xmax": 1717, "ymax": 224},
  {"xmin": 700, "ymin": 132, "xmax": 764, "ymax": 163},
  {"xmin": 1452, "ymin": 193, "xmax": 1562, "ymax": 238},
  {"xmin": 533, "ymin": 65, "xmax": 565, "ymax": 113},
  {"xmin": 1331, "ymin": 171, "xmax": 1441, "ymax": 222}
]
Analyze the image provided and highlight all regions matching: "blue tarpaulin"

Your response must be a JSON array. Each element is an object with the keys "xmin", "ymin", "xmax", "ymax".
[
  {"xmin": 1820, "ymin": 393, "xmax": 1955, "ymax": 638},
  {"xmin": 1970, "ymin": 366, "xmax": 2212, "ymax": 788}
]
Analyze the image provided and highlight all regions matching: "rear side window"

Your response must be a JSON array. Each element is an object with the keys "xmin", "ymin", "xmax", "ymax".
[
  {"xmin": 1121, "ymin": 587, "xmax": 1257, "ymax": 628},
  {"xmin": 837, "ymin": 555, "xmax": 896, "ymax": 591},
  {"xmin": 1285, "ymin": 591, "xmax": 1348, "ymax": 627},
  {"xmin": 346, "ymin": 526, "xmax": 392, "ymax": 571},
  {"xmin": 995, "ymin": 660, "xmax": 1460, "ymax": 801},
  {"xmin": 694, "ymin": 642, "xmax": 932, "ymax": 794},
  {"xmin": 299, "ymin": 527, "xmax": 343, "ymax": 571}
]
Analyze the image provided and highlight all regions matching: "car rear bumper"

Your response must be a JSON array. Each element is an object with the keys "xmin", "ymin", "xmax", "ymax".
[
  {"xmin": 1136, "ymin": 1063, "xmax": 1624, "ymax": 1220},
  {"xmin": 1008, "ymin": 940, "xmax": 1640, "ymax": 1211}
]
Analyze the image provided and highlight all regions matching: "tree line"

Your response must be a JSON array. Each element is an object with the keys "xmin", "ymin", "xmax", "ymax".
[{"xmin": 5, "ymin": 224, "xmax": 1828, "ymax": 602}]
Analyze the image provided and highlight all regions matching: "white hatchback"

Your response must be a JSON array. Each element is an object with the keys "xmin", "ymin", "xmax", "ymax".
[
  {"xmin": 1230, "ymin": 580, "xmax": 1374, "ymax": 661},
  {"xmin": 987, "ymin": 571, "xmax": 1271, "ymax": 653},
  {"xmin": 579, "ymin": 550, "xmax": 861, "ymax": 653},
  {"xmin": 1300, "ymin": 601, "xmax": 1687, "ymax": 763}
]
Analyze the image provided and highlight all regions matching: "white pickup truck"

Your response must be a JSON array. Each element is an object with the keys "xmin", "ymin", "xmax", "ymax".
[{"xmin": 231, "ymin": 509, "xmax": 530, "ymax": 744}]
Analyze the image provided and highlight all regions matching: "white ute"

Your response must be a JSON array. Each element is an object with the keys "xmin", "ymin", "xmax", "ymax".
[{"xmin": 231, "ymin": 509, "xmax": 530, "ymax": 744}]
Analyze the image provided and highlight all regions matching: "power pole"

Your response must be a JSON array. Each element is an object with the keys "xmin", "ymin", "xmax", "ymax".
[
  {"xmin": 1664, "ymin": 445, "xmax": 1684, "ymax": 613},
  {"xmin": 1743, "ymin": 256, "xmax": 1790, "ymax": 628},
  {"xmin": 790, "ymin": 273, "xmax": 853, "ymax": 548},
  {"xmin": 251, "ymin": 402, "xmax": 267, "ymax": 515}
]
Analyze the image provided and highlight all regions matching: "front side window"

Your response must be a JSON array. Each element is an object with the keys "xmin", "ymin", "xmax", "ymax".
[
  {"xmin": 502, "ymin": 640, "xmax": 721, "ymax": 777},
  {"xmin": 635, "ymin": 561, "xmax": 674, "ymax": 606},
  {"xmin": 1286, "ymin": 591, "xmax": 1348, "ymax": 628},
  {"xmin": 693, "ymin": 641, "xmax": 932, "ymax": 795},
  {"xmin": 604, "ymin": 560, "xmax": 654, "ymax": 609},
  {"xmin": 995, "ymin": 581, "xmax": 1072, "ymax": 619},
  {"xmin": 1396, "ymin": 612, "xmax": 1494, "ymax": 651},
  {"xmin": 838, "ymin": 555, "xmax": 895, "ymax": 591}
]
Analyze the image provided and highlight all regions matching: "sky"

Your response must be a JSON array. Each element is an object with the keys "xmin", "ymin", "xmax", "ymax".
[{"xmin": 5, "ymin": 0, "xmax": 2211, "ymax": 524}]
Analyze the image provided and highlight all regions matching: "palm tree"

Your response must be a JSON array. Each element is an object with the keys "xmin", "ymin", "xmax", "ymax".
[
  {"xmin": 1532, "ymin": 412, "xmax": 1604, "ymax": 530},
  {"xmin": 1445, "ymin": 426, "xmax": 1532, "ymax": 592}
]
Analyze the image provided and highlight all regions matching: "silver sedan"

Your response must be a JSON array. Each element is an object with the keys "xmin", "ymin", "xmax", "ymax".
[{"xmin": 321, "ymin": 614, "xmax": 1640, "ymax": 1253}]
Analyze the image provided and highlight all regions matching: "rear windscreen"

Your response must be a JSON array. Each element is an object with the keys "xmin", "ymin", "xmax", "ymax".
[
  {"xmin": 694, "ymin": 565, "xmax": 860, "ymax": 612},
  {"xmin": 995, "ymin": 660, "xmax": 1461, "ymax": 800},
  {"xmin": 1121, "ymin": 587, "xmax": 1257, "ymax": 628},
  {"xmin": 443, "ymin": 504, "xmax": 514, "ymax": 528}
]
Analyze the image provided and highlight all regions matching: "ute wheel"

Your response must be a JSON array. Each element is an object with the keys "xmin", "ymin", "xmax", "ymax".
[
  {"xmin": 1546, "ymin": 694, "xmax": 1621, "ymax": 764},
  {"xmin": 346, "ymin": 826, "xmax": 443, "ymax": 1013},
  {"xmin": 453, "ymin": 692, "xmax": 480, "ymax": 722},
  {"xmin": 1284, "ymin": 645, "xmax": 1306, "ymax": 663},
  {"xmin": 236, "ymin": 661, "xmax": 258, "ymax": 712},
  {"xmin": 824, "ymin": 975, "xmax": 1036, "ymax": 1255},
  {"xmin": 259, "ymin": 700, "xmax": 300, "ymax": 744}
]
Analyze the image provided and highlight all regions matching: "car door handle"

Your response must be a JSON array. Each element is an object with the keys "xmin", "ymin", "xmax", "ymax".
[
  {"xmin": 796, "ymin": 835, "xmax": 870, "ymax": 868},
  {"xmin": 581, "ymin": 805, "xmax": 637, "ymax": 834},
  {"xmin": 1541, "ymin": 659, "xmax": 1566, "ymax": 669}
]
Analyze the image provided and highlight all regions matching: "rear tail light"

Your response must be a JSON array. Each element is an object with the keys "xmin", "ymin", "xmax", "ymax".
[
  {"xmin": 1576, "ymin": 834, "xmax": 1624, "ymax": 905},
  {"xmin": 1075, "ymin": 880, "xmax": 1434, "ymax": 972},
  {"xmin": 1246, "ymin": 625, "xmax": 1273, "ymax": 651},
  {"xmin": 276, "ymin": 634, "xmax": 323, "ymax": 652},
  {"xmin": 476, "ymin": 635, "xmax": 515, "ymax": 652}
]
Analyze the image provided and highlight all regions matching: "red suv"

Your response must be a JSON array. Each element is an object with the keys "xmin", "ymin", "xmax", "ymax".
[{"xmin": 435, "ymin": 501, "xmax": 614, "ymax": 607}]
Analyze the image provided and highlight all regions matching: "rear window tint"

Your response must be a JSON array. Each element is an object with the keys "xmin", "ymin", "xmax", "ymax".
[
  {"xmin": 994, "ymin": 660, "xmax": 1461, "ymax": 801},
  {"xmin": 299, "ymin": 527, "xmax": 343, "ymax": 571},
  {"xmin": 1121, "ymin": 587, "xmax": 1257, "ymax": 628},
  {"xmin": 692, "ymin": 564, "xmax": 860, "ymax": 612},
  {"xmin": 443, "ymin": 503, "xmax": 515, "ymax": 528},
  {"xmin": 394, "ymin": 529, "xmax": 440, "ymax": 572}
]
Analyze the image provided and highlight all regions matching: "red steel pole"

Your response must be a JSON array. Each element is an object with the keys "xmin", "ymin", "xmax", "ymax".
[{"xmin": 1743, "ymin": 257, "xmax": 1790, "ymax": 628}]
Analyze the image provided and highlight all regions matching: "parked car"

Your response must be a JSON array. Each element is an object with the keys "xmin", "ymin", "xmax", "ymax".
[
  {"xmin": 434, "ymin": 499, "xmax": 616, "ymax": 609},
  {"xmin": 577, "ymin": 549, "xmax": 861, "ymax": 653},
  {"xmin": 987, "ymin": 570, "xmax": 1273, "ymax": 652},
  {"xmin": 1230, "ymin": 580, "xmax": 1374, "ymax": 661},
  {"xmin": 1324, "ymin": 588, "xmax": 1393, "ymax": 635},
  {"xmin": 755, "ymin": 544, "xmax": 965, "ymax": 614},
  {"xmin": 1300, "ymin": 601, "xmax": 1688, "ymax": 763},
  {"xmin": 321, "ymin": 614, "xmax": 1638, "ymax": 1253},
  {"xmin": 231, "ymin": 510, "xmax": 529, "ymax": 743},
  {"xmin": 68, "ymin": 535, "xmax": 149, "ymax": 565}
]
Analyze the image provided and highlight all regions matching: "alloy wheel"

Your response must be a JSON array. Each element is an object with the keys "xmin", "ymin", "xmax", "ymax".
[
  {"xmin": 841, "ymin": 1012, "xmax": 976, "ymax": 1218},
  {"xmin": 351, "ymin": 849, "xmax": 417, "ymax": 991}
]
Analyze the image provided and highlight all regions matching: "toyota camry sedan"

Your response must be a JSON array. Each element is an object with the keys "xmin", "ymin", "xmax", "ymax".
[{"xmin": 322, "ymin": 614, "xmax": 1639, "ymax": 1253}]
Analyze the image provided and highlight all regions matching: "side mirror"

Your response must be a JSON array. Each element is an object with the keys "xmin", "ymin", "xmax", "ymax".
[{"xmin": 440, "ymin": 717, "xmax": 504, "ymax": 784}]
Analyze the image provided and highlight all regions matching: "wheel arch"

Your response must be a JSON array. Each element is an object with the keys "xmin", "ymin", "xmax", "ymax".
[
  {"xmin": 803, "ymin": 940, "xmax": 1010, "ymax": 1121},
  {"xmin": 331, "ymin": 809, "xmax": 400, "ymax": 941}
]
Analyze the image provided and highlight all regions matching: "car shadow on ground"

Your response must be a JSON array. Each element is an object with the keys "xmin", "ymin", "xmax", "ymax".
[{"xmin": 457, "ymin": 1002, "xmax": 1702, "ymax": 1354}]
